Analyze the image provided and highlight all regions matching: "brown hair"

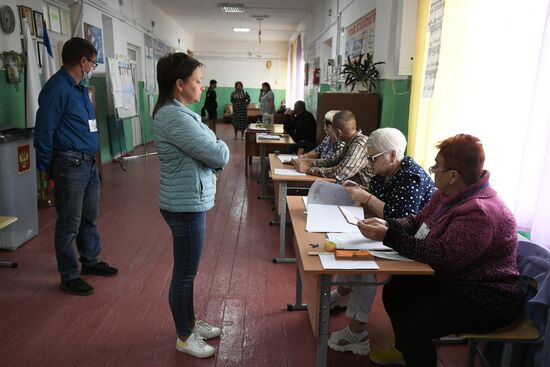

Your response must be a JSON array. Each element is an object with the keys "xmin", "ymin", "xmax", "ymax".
[
  {"xmin": 436, "ymin": 134, "xmax": 485, "ymax": 185},
  {"xmin": 152, "ymin": 53, "xmax": 202, "ymax": 118}
]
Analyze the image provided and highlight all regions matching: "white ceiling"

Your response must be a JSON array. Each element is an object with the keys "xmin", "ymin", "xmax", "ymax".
[{"xmin": 151, "ymin": 0, "xmax": 316, "ymax": 42}]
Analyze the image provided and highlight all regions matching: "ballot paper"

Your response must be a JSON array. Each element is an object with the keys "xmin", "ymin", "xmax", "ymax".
[
  {"xmin": 339, "ymin": 206, "xmax": 359, "ymax": 225},
  {"xmin": 277, "ymin": 154, "xmax": 299, "ymax": 163},
  {"xmin": 306, "ymin": 180, "xmax": 355, "ymax": 206},
  {"xmin": 306, "ymin": 204, "xmax": 363, "ymax": 232},
  {"xmin": 369, "ymin": 250, "xmax": 413, "ymax": 262},
  {"xmin": 319, "ymin": 254, "xmax": 379, "ymax": 270},
  {"xmin": 326, "ymin": 233, "xmax": 391, "ymax": 251},
  {"xmin": 305, "ymin": 180, "xmax": 361, "ymax": 232}
]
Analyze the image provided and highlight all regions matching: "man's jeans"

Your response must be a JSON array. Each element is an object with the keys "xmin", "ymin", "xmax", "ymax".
[
  {"xmin": 52, "ymin": 151, "xmax": 101, "ymax": 281},
  {"xmin": 160, "ymin": 210, "xmax": 206, "ymax": 337}
]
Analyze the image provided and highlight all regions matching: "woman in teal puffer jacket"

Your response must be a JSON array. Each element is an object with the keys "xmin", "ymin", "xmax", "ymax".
[{"xmin": 153, "ymin": 53, "xmax": 229, "ymax": 359}]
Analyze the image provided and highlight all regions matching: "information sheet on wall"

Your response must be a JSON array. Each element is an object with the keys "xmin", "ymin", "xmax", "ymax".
[
  {"xmin": 423, "ymin": 0, "xmax": 445, "ymax": 98},
  {"xmin": 345, "ymin": 10, "xmax": 376, "ymax": 62}
]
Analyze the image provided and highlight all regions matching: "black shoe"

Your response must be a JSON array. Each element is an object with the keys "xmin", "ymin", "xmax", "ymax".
[
  {"xmin": 60, "ymin": 277, "xmax": 94, "ymax": 295},
  {"xmin": 81, "ymin": 261, "xmax": 118, "ymax": 276}
]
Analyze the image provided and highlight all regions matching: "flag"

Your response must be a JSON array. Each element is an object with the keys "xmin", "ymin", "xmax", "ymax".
[
  {"xmin": 40, "ymin": 22, "xmax": 57, "ymax": 83},
  {"xmin": 22, "ymin": 18, "xmax": 40, "ymax": 128}
]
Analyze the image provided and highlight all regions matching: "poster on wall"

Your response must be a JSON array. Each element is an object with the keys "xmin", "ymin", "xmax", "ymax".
[
  {"xmin": 345, "ymin": 10, "xmax": 376, "ymax": 61},
  {"xmin": 83, "ymin": 22, "xmax": 104, "ymax": 64},
  {"xmin": 423, "ymin": 0, "xmax": 445, "ymax": 98},
  {"xmin": 144, "ymin": 34, "xmax": 156, "ymax": 94},
  {"xmin": 153, "ymin": 39, "xmax": 166, "ymax": 61}
]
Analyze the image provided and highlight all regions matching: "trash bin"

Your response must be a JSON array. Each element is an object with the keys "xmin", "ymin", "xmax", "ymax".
[{"xmin": 0, "ymin": 128, "xmax": 39, "ymax": 250}]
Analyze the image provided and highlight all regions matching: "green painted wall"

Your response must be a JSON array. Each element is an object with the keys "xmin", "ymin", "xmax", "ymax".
[
  {"xmin": 0, "ymin": 70, "xmax": 25, "ymax": 128},
  {"xmin": 0, "ymin": 71, "xmax": 285, "ymax": 163},
  {"xmin": 379, "ymin": 79, "xmax": 412, "ymax": 138},
  {"xmin": 88, "ymin": 78, "xmax": 156, "ymax": 163}
]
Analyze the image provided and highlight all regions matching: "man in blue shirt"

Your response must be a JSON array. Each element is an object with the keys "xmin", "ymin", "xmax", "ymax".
[{"xmin": 34, "ymin": 37, "xmax": 118, "ymax": 296}]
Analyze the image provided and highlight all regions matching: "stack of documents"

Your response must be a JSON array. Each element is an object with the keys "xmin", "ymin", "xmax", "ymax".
[
  {"xmin": 327, "ymin": 233, "xmax": 391, "ymax": 251},
  {"xmin": 257, "ymin": 133, "xmax": 280, "ymax": 140},
  {"xmin": 277, "ymin": 154, "xmax": 299, "ymax": 163},
  {"xmin": 273, "ymin": 168, "xmax": 307, "ymax": 176},
  {"xmin": 319, "ymin": 254, "xmax": 379, "ymax": 269}
]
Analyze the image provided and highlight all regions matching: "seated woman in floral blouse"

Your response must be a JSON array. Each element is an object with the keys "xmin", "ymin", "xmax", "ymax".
[
  {"xmin": 327, "ymin": 128, "xmax": 435, "ymax": 356},
  {"xmin": 292, "ymin": 110, "xmax": 345, "ymax": 162}
]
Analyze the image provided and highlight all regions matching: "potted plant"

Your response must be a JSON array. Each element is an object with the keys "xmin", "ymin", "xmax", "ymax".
[{"xmin": 340, "ymin": 53, "xmax": 384, "ymax": 92}]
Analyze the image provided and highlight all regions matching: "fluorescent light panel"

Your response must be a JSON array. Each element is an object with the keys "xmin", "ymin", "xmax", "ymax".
[
  {"xmin": 219, "ymin": 3, "xmax": 245, "ymax": 13},
  {"xmin": 233, "ymin": 27, "xmax": 250, "ymax": 32}
]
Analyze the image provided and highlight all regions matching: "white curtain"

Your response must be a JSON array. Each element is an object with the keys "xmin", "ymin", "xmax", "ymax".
[{"xmin": 410, "ymin": 0, "xmax": 550, "ymax": 245}]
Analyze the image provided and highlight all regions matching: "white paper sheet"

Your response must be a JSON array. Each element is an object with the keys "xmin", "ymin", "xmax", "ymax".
[
  {"xmin": 307, "ymin": 180, "xmax": 355, "ymax": 206},
  {"xmin": 319, "ymin": 254, "xmax": 379, "ymax": 270},
  {"xmin": 257, "ymin": 133, "xmax": 280, "ymax": 140},
  {"xmin": 277, "ymin": 154, "xmax": 299, "ymax": 163},
  {"xmin": 370, "ymin": 250, "xmax": 413, "ymax": 262},
  {"xmin": 274, "ymin": 168, "xmax": 307, "ymax": 176},
  {"xmin": 306, "ymin": 204, "xmax": 363, "ymax": 233},
  {"xmin": 326, "ymin": 233, "xmax": 391, "ymax": 251}
]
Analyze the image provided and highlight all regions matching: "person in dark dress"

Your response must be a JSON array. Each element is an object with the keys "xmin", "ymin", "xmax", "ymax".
[
  {"xmin": 283, "ymin": 100, "xmax": 316, "ymax": 152},
  {"xmin": 230, "ymin": 81, "xmax": 251, "ymax": 139},
  {"xmin": 203, "ymin": 79, "xmax": 217, "ymax": 132}
]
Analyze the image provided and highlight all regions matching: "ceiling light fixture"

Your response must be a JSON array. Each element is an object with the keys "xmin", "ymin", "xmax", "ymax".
[
  {"xmin": 218, "ymin": 3, "xmax": 245, "ymax": 13},
  {"xmin": 233, "ymin": 27, "xmax": 250, "ymax": 32}
]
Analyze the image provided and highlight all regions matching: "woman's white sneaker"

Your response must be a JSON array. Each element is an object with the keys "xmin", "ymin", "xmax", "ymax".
[
  {"xmin": 176, "ymin": 333, "xmax": 215, "ymax": 358},
  {"xmin": 192, "ymin": 320, "xmax": 222, "ymax": 339},
  {"xmin": 328, "ymin": 326, "xmax": 371, "ymax": 355}
]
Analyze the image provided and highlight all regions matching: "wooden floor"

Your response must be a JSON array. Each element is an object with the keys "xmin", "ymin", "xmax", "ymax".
[{"xmin": 0, "ymin": 122, "xmax": 469, "ymax": 367}]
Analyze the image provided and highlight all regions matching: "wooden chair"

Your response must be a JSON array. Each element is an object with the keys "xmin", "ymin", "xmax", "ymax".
[
  {"xmin": 456, "ymin": 236, "xmax": 550, "ymax": 367},
  {"xmin": 0, "ymin": 216, "xmax": 18, "ymax": 268}
]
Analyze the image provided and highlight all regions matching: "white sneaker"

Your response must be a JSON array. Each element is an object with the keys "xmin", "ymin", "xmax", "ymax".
[
  {"xmin": 192, "ymin": 320, "xmax": 222, "ymax": 339},
  {"xmin": 176, "ymin": 333, "xmax": 215, "ymax": 358},
  {"xmin": 328, "ymin": 326, "xmax": 371, "ymax": 355},
  {"xmin": 330, "ymin": 289, "xmax": 350, "ymax": 310}
]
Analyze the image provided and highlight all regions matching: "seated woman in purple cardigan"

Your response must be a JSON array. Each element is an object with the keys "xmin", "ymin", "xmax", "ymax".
[{"xmin": 359, "ymin": 134, "xmax": 526, "ymax": 367}]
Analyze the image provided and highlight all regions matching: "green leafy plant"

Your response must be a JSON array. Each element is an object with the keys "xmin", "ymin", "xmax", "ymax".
[{"xmin": 340, "ymin": 53, "xmax": 384, "ymax": 92}]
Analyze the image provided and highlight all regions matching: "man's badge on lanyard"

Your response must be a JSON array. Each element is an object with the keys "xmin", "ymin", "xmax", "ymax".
[{"xmin": 88, "ymin": 119, "xmax": 98, "ymax": 132}]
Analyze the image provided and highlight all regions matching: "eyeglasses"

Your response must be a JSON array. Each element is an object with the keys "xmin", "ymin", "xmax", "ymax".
[
  {"xmin": 85, "ymin": 58, "xmax": 98, "ymax": 70},
  {"xmin": 428, "ymin": 165, "xmax": 448, "ymax": 174},
  {"xmin": 366, "ymin": 151, "xmax": 389, "ymax": 163}
]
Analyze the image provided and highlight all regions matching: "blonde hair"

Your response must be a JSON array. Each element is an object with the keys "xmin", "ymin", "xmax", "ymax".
[{"xmin": 324, "ymin": 110, "xmax": 341, "ymax": 123}]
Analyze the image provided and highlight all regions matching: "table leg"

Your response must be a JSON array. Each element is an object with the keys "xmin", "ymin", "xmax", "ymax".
[
  {"xmin": 316, "ymin": 274, "xmax": 331, "ymax": 367},
  {"xmin": 0, "ymin": 260, "xmax": 18, "ymax": 267},
  {"xmin": 287, "ymin": 264, "xmax": 307, "ymax": 310},
  {"xmin": 258, "ymin": 145, "xmax": 274, "ymax": 200},
  {"xmin": 273, "ymin": 182, "xmax": 295, "ymax": 263}
]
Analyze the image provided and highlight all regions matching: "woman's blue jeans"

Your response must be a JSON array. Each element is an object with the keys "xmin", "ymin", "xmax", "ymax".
[{"xmin": 160, "ymin": 209, "xmax": 206, "ymax": 337}]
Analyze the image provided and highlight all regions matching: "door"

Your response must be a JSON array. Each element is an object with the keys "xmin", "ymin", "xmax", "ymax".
[{"xmin": 127, "ymin": 46, "xmax": 142, "ymax": 147}]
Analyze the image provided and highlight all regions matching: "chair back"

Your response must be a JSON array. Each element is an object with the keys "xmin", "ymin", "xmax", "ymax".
[{"xmin": 517, "ymin": 235, "xmax": 550, "ymax": 367}]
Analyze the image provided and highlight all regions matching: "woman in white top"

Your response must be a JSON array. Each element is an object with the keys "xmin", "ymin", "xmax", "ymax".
[{"xmin": 259, "ymin": 82, "xmax": 274, "ymax": 114}]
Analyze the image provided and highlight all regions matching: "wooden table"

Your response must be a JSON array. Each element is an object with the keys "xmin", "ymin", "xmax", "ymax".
[
  {"xmin": 269, "ymin": 154, "xmax": 335, "ymax": 263},
  {"xmin": 0, "ymin": 216, "xmax": 18, "ymax": 268},
  {"xmin": 256, "ymin": 133, "xmax": 295, "ymax": 198},
  {"xmin": 285, "ymin": 196, "xmax": 434, "ymax": 367},
  {"xmin": 245, "ymin": 124, "xmax": 285, "ymax": 177}
]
